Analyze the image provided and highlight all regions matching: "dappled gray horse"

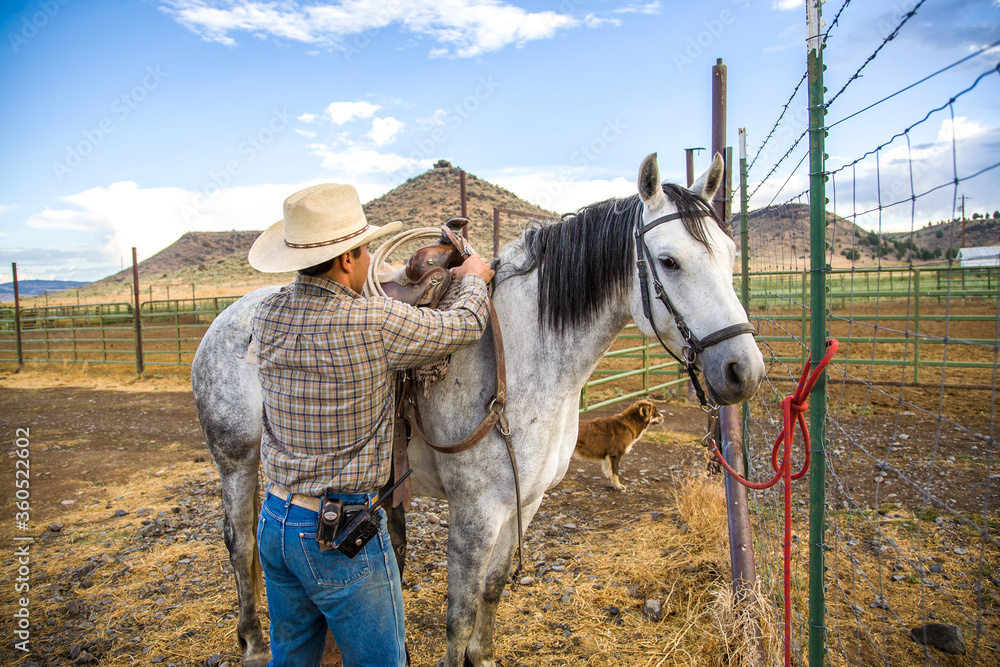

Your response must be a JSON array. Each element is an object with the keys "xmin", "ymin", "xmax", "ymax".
[{"xmin": 191, "ymin": 153, "xmax": 765, "ymax": 667}]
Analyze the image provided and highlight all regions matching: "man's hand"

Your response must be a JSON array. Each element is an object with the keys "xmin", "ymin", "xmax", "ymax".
[{"xmin": 451, "ymin": 255, "xmax": 495, "ymax": 283}]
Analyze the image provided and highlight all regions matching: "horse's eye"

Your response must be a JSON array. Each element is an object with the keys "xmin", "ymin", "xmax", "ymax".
[{"xmin": 659, "ymin": 257, "xmax": 678, "ymax": 270}]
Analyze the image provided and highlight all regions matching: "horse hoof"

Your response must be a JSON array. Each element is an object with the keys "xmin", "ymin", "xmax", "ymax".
[{"xmin": 243, "ymin": 650, "xmax": 272, "ymax": 667}]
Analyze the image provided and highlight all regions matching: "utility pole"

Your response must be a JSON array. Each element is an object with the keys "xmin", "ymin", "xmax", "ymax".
[{"xmin": 960, "ymin": 195, "xmax": 970, "ymax": 248}]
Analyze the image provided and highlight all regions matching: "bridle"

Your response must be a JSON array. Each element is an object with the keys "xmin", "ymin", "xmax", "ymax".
[{"xmin": 634, "ymin": 208, "xmax": 756, "ymax": 409}]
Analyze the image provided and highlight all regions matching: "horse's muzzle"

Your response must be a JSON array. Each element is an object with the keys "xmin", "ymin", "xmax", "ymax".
[{"xmin": 701, "ymin": 341, "xmax": 765, "ymax": 405}]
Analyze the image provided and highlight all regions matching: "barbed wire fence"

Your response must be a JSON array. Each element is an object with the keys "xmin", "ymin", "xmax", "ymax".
[{"xmin": 736, "ymin": 0, "xmax": 1000, "ymax": 664}]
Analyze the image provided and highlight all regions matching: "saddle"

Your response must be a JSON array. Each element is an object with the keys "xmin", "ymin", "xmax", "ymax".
[
  {"xmin": 378, "ymin": 218, "xmax": 524, "ymax": 575},
  {"xmin": 378, "ymin": 218, "xmax": 471, "ymax": 307}
]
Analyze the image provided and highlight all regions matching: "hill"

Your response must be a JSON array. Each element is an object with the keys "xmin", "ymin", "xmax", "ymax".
[
  {"xmin": 735, "ymin": 203, "xmax": 868, "ymax": 267},
  {"xmin": 0, "ymin": 279, "xmax": 89, "ymax": 301},
  {"xmin": 883, "ymin": 217, "xmax": 1000, "ymax": 259},
  {"xmin": 60, "ymin": 163, "xmax": 557, "ymax": 304},
  {"xmin": 87, "ymin": 231, "xmax": 263, "ymax": 293},
  {"xmin": 736, "ymin": 204, "xmax": 1000, "ymax": 266},
  {"xmin": 363, "ymin": 161, "xmax": 556, "ymax": 248}
]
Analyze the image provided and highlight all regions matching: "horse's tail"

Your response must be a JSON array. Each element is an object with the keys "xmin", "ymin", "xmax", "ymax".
[{"xmin": 251, "ymin": 475, "xmax": 264, "ymax": 608}]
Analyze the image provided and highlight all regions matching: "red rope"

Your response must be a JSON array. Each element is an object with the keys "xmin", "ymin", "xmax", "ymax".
[{"xmin": 707, "ymin": 338, "xmax": 839, "ymax": 667}]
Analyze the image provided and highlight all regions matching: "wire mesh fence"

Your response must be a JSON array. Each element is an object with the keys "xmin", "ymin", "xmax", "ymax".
[{"xmin": 739, "ymin": 1, "xmax": 1000, "ymax": 664}]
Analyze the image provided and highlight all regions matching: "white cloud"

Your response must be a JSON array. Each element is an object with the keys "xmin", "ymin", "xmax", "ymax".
[
  {"xmin": 7, "ymin": 178, "xmax": 398, "ymax": 281},
  {"xmin": 762, "ymin": 22, "xmax": 802, "ymax": 53},
  {"xmin": 614, "ymin": 2, "xmax": 661, "ymax": 14},
  {"xmin": 418, "ymin": 109, "xmax": 449, "ymax": 126},
  {"xmin": 772, "ymin": 0, "xmax": 802, "ymax": 9},
  {"xmin": 309, "ymin": 144, "xmax": 434, "ymax": 176},
  {"xmin": 485, "ymin": 166, "xmax": 636, "ymax": 214},
  {"xmin": 937, "ymin": 116, "xmax": 984, "ymax": 143},
  {"xmin": 0, "ymin": 204, "xmax": 20, "ymax": 217},
  {"xmin": 160, "ymin": 0, "xmax": 583, "ymax": 58},
  {"xmin": 297, "ymin": 112, "xmax": 317, "ymax": 122},
  {"xmin": 365, "ymin": 117, "xmax": 404, "ymax": 147},
  {"xmin": 324, "ymin": 100, "xmax": 381, "ymax": 125},
  {"xmin": 584, "ymin": 14, "xmax": 621, "ymax": 28},
  {"xmin": 295, "ymin": 128, "xmax": 317, "ymax": 138},
  {"xmin": 26, "ymin": 206, "xmax": 110, "ymax": 233}
]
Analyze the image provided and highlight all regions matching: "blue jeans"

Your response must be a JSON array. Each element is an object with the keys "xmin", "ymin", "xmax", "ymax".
[{"xmin": 257, "ymin": 486, "xmax": 406, "ymax": 667}]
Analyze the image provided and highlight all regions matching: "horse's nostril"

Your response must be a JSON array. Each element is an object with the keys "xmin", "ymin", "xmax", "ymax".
[{"xmin": 725, "ymin": 361, "xmax": 742, "ymax": 387}]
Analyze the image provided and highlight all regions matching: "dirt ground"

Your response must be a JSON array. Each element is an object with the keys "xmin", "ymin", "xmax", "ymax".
[
  {"xmin": 0, "ymin": 370, "xmax": 733, "ymax": 667},
  {"xmin": 0, "ymin": 368, "xmax": 996, "ymax": 666}
]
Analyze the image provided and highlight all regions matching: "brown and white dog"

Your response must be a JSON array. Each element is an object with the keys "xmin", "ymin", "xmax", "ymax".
[{"xmin": 574, "ymin": 400, "xmax": 664, "ymax": 491}]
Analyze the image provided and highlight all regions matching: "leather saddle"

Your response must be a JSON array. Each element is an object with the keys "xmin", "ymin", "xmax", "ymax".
[{"xmin": 378, "ymin": 218, "xmax": 471, "ymax": 307}]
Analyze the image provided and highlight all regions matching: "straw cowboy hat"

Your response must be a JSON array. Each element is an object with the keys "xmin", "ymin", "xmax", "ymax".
[{"xmin": 248, "ymin": 183, "xmax": 402, "ymax": 273}]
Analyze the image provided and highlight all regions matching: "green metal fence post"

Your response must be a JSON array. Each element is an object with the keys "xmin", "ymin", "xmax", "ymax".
[
  {"xmin": 801, "ymin": 270, "xmax": 809, "ymax": 367},
  {"xmin": 739, "ymin": 128, "xmax": 752, "ymax": 473},
  {"xmin": 807, "ymin": 0, "xmax": 828, "ymax": 665}
]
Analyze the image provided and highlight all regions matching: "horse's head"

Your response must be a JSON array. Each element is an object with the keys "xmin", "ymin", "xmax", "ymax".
[{"xmin": 629, "ymin": 152, "xmax": 764, "ymax": 405}]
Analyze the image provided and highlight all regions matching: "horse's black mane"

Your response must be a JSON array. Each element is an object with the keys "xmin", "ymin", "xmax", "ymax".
[{"xmin": 510, "ymin": 183, "xmax": 725, "ymax": 332}]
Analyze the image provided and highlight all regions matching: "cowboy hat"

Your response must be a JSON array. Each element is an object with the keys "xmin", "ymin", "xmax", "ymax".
[{"xmin": 248, "ymin": 183, "xmax": 402, "ymax": 273}]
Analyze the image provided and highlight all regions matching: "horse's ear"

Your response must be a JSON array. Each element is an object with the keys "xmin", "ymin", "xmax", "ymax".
[
  {"xmin": 638, "ymin": 153, "xmax": 666, "ymax": 210},
  {"xmin": 691, "ymin": 152, "xmax": 725, "ymax": 201}
]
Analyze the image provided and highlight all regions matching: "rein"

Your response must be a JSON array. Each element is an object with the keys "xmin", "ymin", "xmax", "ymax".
[{"xmin": 634, "ymin": 209, "xmax": 757, "ymax": 410}]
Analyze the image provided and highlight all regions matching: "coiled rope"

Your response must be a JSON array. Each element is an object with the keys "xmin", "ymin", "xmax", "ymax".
[{"xmin": 364, "ymin": 228, "xmax": 463, "ymax": 298}]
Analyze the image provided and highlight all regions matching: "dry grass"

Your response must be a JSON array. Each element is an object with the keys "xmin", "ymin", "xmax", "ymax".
[
  {"xmin": 0, "ymin": 361, "xmax": 192, "ymax": 391},
  {"xmin": 0, "ymin": 465, "xmax": 775, "ymax": 667},
  {"xmin": 404, "ymin": 474, "xmax": 783, "ymax": 667},
  {"xmin": 0, "ymin": 459, "xmax": 245, "ymax": 666}
]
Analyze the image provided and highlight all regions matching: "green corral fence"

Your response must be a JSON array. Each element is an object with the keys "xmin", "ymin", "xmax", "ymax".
[{"xmin": 0, "ymin": 297, "xmax": 240, "ymax": 368}]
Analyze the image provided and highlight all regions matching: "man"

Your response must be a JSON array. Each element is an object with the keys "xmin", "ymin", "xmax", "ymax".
[{"xmin": 247, "ymin": 183, "xmax": 494, "ymax": 666}]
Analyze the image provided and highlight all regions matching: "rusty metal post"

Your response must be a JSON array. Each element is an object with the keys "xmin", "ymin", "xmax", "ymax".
[
  {"xmin": 460, "ymin": 170, "xmax": 469, "ymax": 239},
  {"xmin": 721, "ymin": 405, "xmax": 756, "ymax": 591},
  {"xmin": 684, "ymin": 148, "xmax": 704, "ymax": 188},
  {"xmin": 711, "ymin": 58, "xmax": 727, "ymax": 221},
  {"xmin": 721, "ymin": 404, "xmax": 765, "ymax": 665},
  {"xmin": 12, "ymin": 263, "xmax": 23, "ymax": 371},
  {"xmin": 131, "ymin": 247, "xmax": 144, "ymax": 375},
  {"xmin": 492, "ymin": 207, "xmax": 500, "ymax": 260}
]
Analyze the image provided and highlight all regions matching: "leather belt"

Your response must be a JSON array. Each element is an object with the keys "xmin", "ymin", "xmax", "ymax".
[
  {"xmin": 269, "ymin": 483, "xmax": 323, "ymax": 512},
  {"xmin": 268, "ymin": 483, "xmax": 376, "ymax": 513}
]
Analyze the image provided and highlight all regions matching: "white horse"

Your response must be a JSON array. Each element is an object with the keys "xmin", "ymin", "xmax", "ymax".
[{"xmin": 191, "ymin": 152, "xmax": 764, "ymax": 667}]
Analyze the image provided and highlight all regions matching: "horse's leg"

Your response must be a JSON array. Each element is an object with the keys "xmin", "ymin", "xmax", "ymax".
[
  {"xmin": 465, "ymin": 496, "xmax": 544, "ymax": 667},
  {"xmin": 442, "ymin": 499, "xmax": 508, "ymax": 667},
  {"xmin": 217, "ymin": 455, "xmax": 271, "ymax": 667}
]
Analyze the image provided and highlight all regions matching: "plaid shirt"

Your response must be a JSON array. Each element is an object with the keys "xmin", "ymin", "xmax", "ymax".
[{"xmin": 252, "ymin": 274, "xmax": 489, "ymax": 495}]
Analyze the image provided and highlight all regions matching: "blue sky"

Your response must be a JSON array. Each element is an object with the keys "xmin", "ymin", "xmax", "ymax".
[{"xmin": 1, "ymin": 0, "xmax": 997, "ymax": 282}]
